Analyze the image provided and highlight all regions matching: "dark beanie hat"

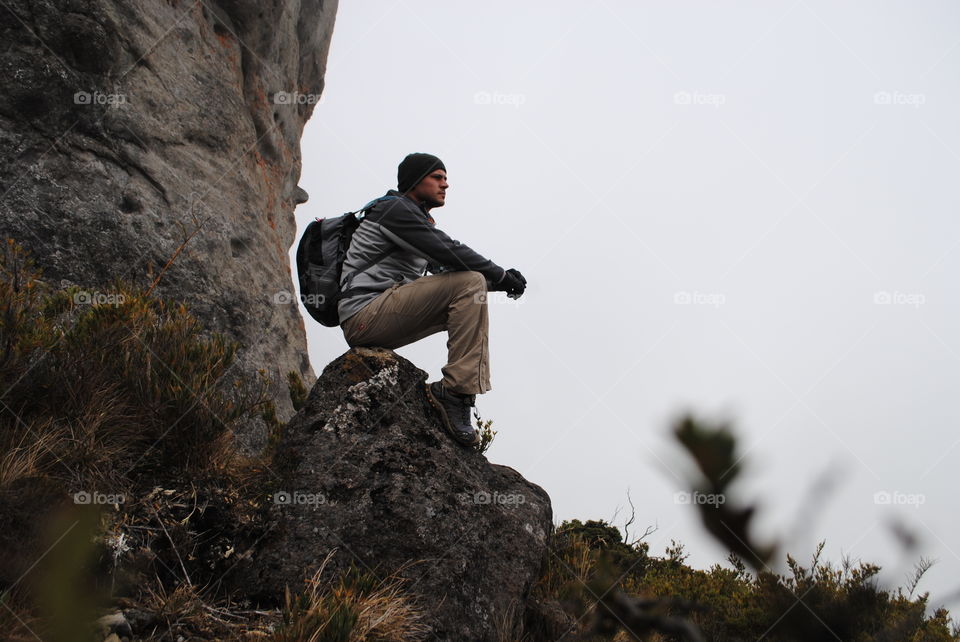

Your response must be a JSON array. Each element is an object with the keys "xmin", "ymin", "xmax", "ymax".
[{"xmin": 397, "ymin": 153, "xmax": 446, "ymax": 193}]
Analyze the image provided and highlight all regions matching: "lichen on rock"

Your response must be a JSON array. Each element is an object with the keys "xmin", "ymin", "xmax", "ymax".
[
  {"xmin": 321, "ymin": 360, "xmax": 400, "ymax": 433},
  {"xmin": 254, "ymin": 347, "xmax": 554, "ymax": 642}
]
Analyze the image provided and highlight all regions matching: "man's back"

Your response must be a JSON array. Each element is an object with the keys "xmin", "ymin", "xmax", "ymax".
[
  {"xmin": 338, "ymin": 189, "xmax": 506, "ymax": 324},
  {"xmin": 338, "ymin": 191, "xmax": 432, "ymax": 323}
]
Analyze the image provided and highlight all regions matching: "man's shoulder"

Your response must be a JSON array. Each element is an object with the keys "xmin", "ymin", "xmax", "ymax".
[{"xmin": 368, "ymin": 191, "xmax": 427, "ymax": 220}]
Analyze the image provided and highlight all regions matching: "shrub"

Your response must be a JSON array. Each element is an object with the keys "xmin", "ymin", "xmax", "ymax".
[
  {"xmin": 523, "ymin": 415, "xmax": 960, "ymax": 641},
  {"xmin": 475, "ymin": 414, "xmax": 497, "ymax": 454},
  {"xmin": 532, "ymin": 523, "xmax": 959, "ymax": 641},
  {"xmin": 0, "ymin": 238, "xmax": 276, "ymax": 493},
  {"xmin": 0, "ymin": 239, "xmax": 280, "ymax": 637}
]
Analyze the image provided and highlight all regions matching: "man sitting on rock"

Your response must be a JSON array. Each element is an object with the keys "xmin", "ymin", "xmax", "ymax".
[{"xmin": 338, "ymin": 153, "xmax": 526, "ymax": 446}]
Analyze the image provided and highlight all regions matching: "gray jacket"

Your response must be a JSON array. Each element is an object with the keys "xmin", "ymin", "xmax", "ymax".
[{"xmin": 338, "ymin": 190, "xmax": 506, "ymax": 322}]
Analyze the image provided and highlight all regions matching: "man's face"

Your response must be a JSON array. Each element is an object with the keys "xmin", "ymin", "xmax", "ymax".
[{"xmin": 410, "ymin": 169, "xmax": 448, "ymax": 209}]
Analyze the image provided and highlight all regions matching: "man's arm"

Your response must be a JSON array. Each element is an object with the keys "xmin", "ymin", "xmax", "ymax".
[{"xmin": 372, "ymin": 202, "xmax": 507, "ymax": 282}]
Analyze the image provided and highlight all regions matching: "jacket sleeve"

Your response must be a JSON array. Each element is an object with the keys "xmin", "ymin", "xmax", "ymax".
[{"xmin": 373, "ymin": 202, "xmax": 506, "ymax": 283}]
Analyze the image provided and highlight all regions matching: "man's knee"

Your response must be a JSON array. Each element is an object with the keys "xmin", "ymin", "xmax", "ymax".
[{"xmin": 448, "ymin": 270, "xmax": 487, "ymax": 292}]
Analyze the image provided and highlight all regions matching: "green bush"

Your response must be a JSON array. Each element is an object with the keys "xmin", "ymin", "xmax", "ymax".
[{"xmin": 535, "ymin": 519, "xmax": 958, "ymax": 641}]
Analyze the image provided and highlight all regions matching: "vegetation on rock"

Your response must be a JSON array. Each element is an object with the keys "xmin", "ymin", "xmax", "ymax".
[{"xmin": 1, "ymin": 240, "xmax": 956, "ymax": 641}]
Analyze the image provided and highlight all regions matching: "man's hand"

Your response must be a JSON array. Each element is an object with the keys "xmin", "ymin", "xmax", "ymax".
[{"xmin": 490, "ymin": 268, "xmax": 527, "ymax": 298}]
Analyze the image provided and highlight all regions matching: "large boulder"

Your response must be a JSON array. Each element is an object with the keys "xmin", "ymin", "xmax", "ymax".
[
  {"xmin": 0, "ymin": 0, "xmax": 338, "ymax": 450},
  {"xmin": 254, "ymin": 347, "xmax": 554, "ymax": 641}
]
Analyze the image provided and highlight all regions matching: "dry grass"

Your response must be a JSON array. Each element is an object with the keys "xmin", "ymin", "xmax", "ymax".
[
  {"xmin": 0, "ymin": 417, "xmax": 64, "ymax": 487},
  {"xmin": 143, "ymin": 580, "xmax": 206, "ymax": 635},
  {"xmin": 0, "ymin": 602, "xmax": 44, "ymax": 642},
  {"xmin": 0, "ymin": 239, "xmax": 282, "ymax": 639},
  {"xmin": 531, "ymin": 530, "xmax": 595, "ymax": 600},
  {"xmin": 0, "ymin": 239, "xmax": 434, "ymax": 641},
  {"xmin": 271, "ymin": 552, "xmax": 430, "ymax": 642},
  {"xmin": 0, "ymin": 239, "xmax": 275, "ymax": 493}
]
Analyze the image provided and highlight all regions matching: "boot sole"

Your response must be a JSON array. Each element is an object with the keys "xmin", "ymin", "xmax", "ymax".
[{"xmin": 424, "ymin": 383, "xmax": 480, "ymax": 447}]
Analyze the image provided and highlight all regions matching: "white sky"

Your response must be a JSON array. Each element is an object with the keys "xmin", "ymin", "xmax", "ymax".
[{"xmin": 294, "ymin": 0, "xmax": 960, "ymax": 613}]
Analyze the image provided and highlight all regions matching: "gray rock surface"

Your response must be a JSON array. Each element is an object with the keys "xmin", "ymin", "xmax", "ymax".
[
  {"xmin": 0, "ymin": 0, "xmax": 338, "ymax": 450},
  {"xmin": 255, "ymin": 347, "xmax": 554, "ymax": 642}
]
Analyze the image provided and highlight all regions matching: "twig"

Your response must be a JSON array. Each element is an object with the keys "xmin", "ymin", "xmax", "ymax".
[
  {"xmin": 623, "ymin": 488, "xmax": 636, "ymax": 542},
  {"xmin": 145, "ymin": 208, "xmax": 209, "ymax": 296},
  {"xmin": 150, "ymin": 504, "xmax": 192, "ymax": 588},
  {"xmin": 180, "ymin": 482, "xmax": 199, "ymax": 525}
]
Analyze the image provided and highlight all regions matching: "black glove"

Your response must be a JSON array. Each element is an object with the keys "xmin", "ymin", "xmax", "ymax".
[{"xmin": 491, "ymin": 268, "xmax": 526, "ymax": 297}]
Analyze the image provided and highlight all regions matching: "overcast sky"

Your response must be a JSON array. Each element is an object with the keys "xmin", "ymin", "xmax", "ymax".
[{"xmin": 294, "ymin": 0, "xmax": 960, "ymax": 612}]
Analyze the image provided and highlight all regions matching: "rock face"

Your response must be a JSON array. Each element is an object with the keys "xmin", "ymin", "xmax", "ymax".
[
  {"xmin": 255, "ymin": 348, "xmax": 554, "ymax": 641},
  {"xmin": 0, "ymin": 0, "xmax": 338, "ymax": 448}
]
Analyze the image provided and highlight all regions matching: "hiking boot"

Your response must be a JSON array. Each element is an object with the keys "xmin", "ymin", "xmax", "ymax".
[{"xmin": 425, "ymin": 381, "xmax": 480, "ymax": 447}]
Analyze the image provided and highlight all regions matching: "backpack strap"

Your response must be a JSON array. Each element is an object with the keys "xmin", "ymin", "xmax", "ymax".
[
  {"xmin": 356, "ymin": 194, "xmax": 398, "ymax": 214},
  {"xmin": 341, "ymin": 195, "xmax": 400, "ymax": 298}
]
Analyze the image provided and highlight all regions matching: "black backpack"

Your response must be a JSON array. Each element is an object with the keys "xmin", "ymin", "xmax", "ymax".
[{"xmin": 295, "ymin": 195, "xmax": 398, "ymax": 327}]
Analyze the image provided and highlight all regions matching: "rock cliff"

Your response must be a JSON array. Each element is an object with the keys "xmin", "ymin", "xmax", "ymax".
[
  {"xmin": 0, "ymin": 0, "xmax": 337, "ymax": 449},
  {"xmin": 1, "ymin": 5, "xmax": 557, "ymax": 638},
  {"xmin": 253, "ymin": 347, "xmax": 554, "ymax": 641}
]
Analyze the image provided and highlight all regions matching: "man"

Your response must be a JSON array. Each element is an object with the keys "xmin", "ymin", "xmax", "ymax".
[{"xmin": 338, "ymin": 153, "xmax": 526, "ymax": 446}]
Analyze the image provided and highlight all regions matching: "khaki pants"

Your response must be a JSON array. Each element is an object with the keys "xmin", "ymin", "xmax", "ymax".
[{"xmin": 341, "ymin": 271, "xmax": 491, "ymax": 395}]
